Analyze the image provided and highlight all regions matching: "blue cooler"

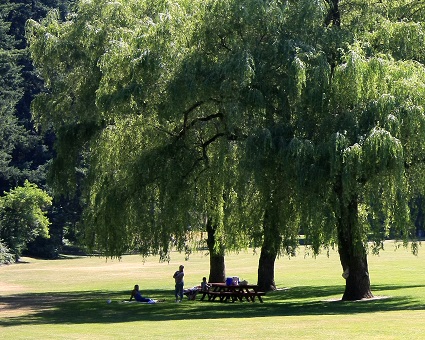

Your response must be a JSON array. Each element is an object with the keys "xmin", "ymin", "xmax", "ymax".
[{"xmin": 226, "ymin": 277, "xmax": 233, "ymax": 286}]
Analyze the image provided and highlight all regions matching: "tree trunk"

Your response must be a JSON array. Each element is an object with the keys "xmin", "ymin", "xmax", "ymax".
[
  {"xmin": 336, "ymin": 181, "xmax": 373, "ymax": 301},
  {"xmin": 257, "ymin": 246, "xmax": 277, "ymax": 291},
  {"xmin": 206, "ymin": 219, "xmax": 225, "ymax": 283},
  {"xmin": 209, "ymin": 252, "xmax": 225, "ymax": 283},
  {"xmin": 324, "ymin": 0, "xmax": 341, "ymax": 27},
  {"xmin": 257, "ymin": 209, "xmax": 281, "ymax": 292},
  {"xmin": 339, "ymin": 244, "xmax": 373, "ymax": 301}
]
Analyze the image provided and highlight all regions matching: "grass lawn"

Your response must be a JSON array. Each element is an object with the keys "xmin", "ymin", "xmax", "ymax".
[{"xmin": 1, "ymin": 241, "xmax": 424, "ymax": 339}]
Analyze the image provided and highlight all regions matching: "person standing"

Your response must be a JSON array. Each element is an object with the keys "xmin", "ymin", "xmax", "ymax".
[{"xmin": 173, "ymin": 265, "xmax": 184, "ymax": 302}]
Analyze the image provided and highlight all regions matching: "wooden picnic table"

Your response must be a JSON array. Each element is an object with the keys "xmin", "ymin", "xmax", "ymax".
[{"xmin": 199, "ymin": 283, "xmax": 265, "ymax": 303}]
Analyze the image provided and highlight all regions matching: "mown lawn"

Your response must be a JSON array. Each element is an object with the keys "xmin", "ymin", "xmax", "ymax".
[{"xmin": 0, "ymin": 241, "xmax": 424, "ymax": 339}]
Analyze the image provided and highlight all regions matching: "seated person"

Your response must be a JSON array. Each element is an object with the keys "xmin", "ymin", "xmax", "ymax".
[
  {"xmin": 201, "ymin": 277, "xmax": 210, "ymax": 291},
  {"xmin": 183, "ymin": 287, "xmax": 198, "ymax": 300},
  {"xmin": 130, "ymin": 284, "xmax": 155, "ymax": 303}
]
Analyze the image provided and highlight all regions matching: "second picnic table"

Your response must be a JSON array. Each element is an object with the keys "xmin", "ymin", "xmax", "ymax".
[{"xmin": 199, "ymin": 282, "xmax": 265, "ymax": 303}]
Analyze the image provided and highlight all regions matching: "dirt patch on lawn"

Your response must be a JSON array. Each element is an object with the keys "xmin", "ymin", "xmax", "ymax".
[
  {"xmin": 0, "ymin": 281, "xmax": 26, "ymax": 293},
  {"xmin": 0, "ymin": 293, "xmax": 68, "ymax": 318},
  {"xmin": 0, "ymin": 282, "xmax": 69, "ymax": 318},
  {"xmin": 0, "ymin": 294, "xmax": 62, "ymax": 317}
]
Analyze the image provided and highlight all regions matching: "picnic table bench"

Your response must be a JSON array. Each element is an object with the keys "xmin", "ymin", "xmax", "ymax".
[{"xmin": 199, "ymin": 283, "xmax": 265, "ymax": 303}]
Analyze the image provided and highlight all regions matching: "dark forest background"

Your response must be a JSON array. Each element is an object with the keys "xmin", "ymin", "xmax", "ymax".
[{"xmin": 1, "ymin": 0, "xmax": 82, "ymax": 258}]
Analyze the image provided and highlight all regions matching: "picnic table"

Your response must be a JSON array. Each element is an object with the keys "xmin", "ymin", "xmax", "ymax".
[{"xmin": 199, "ymin": 283, "xmax": 265, "ymax": 303}]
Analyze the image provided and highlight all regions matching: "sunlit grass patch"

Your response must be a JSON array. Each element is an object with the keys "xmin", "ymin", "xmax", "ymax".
[{"xmin": 0, "ymin": 241, "xmax": 424, "ymax": 339}]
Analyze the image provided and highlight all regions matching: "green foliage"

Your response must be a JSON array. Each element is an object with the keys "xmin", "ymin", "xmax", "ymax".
[
  {"xmin": 0, "ymin": 1, "xmax": 26, "ymax": 192},
  {"xmin": 0, "ymin": 180, "xmax": 52, "ymax": 259},
  {"xmin": 28, "ymin": 0, "xmax": 253, "ymax": 258},
  {"xmin": 0, "ymin": 239, "xmax": 14, "ymax": 264},
  {"xmin": 293, "ymin": 1, "xmax": 425, "ymax": 256},
  {"xmin": 27, "ymin": 0, "xmax": 425, "ymax": 262},
  {"xmin": 0, "ymin": 0, "xmax": 68, "ymax": 193}
]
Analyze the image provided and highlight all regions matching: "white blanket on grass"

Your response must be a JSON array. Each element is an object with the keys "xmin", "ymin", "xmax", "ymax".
[{"xmin": 121, "ymin": 300, "xmax": 162, "ymax": 304}]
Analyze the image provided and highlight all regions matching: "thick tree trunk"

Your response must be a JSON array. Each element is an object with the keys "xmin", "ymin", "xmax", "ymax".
[
  {"xmin": 257, "ymin": 209, "xmax": 281, "ymax": 292},
  {"xmin": 257, "ymin": 246, "xmax": 277, "ymax": 291},
  {"xmin": 339, "ymin": 243, "xmax": 373, "ymax": 301},
  {"xmin": 206, "ymin": 220, "xmax": 225, "ymax": 283},
  {"xmin": 209, "ymin": 252, "xmax": 225, "ymax": 283},
  {"xmin": 336, "ymin": 182, "xmax": 373, "ymax": 301}
]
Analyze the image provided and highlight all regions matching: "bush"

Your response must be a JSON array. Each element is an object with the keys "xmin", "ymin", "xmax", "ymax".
[
  {"xmin": 0, "ymin": 181, "xmax": 52, "ymax": 259},
  {"xmin": 24, "ymin": 237, "xmax": 59, "ymax": 259},
  {"xmin": 0, "ymin": 240, "xmax": 15, "ymax": 265}
]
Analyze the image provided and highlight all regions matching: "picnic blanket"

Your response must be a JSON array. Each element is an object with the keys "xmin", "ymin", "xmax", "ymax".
[{"xmin": 121, "ymin": 299, "xmax": 165, "ymax": 304}]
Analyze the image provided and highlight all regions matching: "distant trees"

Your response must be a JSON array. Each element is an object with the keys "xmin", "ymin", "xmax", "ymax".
[
  {"xmin": 27, "ymin": 0, "xmax": 425, "ymax": 300},
  {"xmin": 1, "ymin": 0, "xmax": 27, "ymax": 194},
  {"xmin": 0, "ymin": 0, "xmax": 62, "ymax": 193},
  {"xmin": 0, "ymin": 0, "xmax": 79, "ymax": 259},
  {"xmin": 1, "ymin": 1, "xmax": 50, "ymax": 262}
]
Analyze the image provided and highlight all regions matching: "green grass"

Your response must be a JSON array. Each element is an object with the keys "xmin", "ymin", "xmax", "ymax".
[{"xmin": 1, "ymin": 241, "xmax": 424, "ymax": 339}]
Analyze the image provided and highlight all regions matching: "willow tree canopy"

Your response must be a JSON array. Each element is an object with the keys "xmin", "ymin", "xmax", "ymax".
[{"xmin": 27, "ymin": 0, "xmax": 425, "ymax": 263}]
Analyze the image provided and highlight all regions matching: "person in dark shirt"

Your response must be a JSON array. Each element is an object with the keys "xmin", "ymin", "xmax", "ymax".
[
  {"xmin": 129, "ymin": 284, "xmax": 154, "ymax": 303},
  {"xmin": 173, "ymin": 265, "xmax": 184, "ymax": 302}
]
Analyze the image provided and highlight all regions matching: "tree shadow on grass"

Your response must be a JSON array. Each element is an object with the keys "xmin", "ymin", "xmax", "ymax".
[{"xmin": 1, "ymin": 284, "xmax": 424, "ymax": 327}]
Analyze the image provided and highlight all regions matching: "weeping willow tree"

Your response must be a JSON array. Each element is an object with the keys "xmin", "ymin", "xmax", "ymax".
[
  {"xmin": 26, "ymin": 0, "xmax": 316, "ymax": 288},
  {"xmin": 290, "ymin": 0, "xmax": 425, "ymax": 300},
  {"xmin": 27, "ymin": 0, "xmax": 425, "ymax": 300},
  {"xmin": 26, "ymin": 0, "xmax": 253, "ymax": 283},
  {"xmin": 171, "ymin": 0, "xmax": 328, "ymax": 290},
  {"xmin": 189, "ymin": 0, "xmax": 425, "ymax": 296}
]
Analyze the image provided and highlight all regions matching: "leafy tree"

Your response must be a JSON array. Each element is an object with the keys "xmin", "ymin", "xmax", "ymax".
[
  {"xmin": 26, "ymin": 0, "xmax": 308, "ymax": 291},
  {"xmin": 290, "ymin": 0, "xmax": 425, "ymax": 300},
  {"xmin": 27, "ymin": 0, "xmax": 425, "ymax": 300},
  {"xmin": 0, "ymin": 180, "xmax": 52, "ymax": 259},
  {"xmin": 27, "ymin": 1, "xmax": 247, "ymax": 275}
]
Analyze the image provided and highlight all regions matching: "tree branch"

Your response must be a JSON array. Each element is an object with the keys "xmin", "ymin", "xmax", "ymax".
[
  {"xmin": 202, "ymin": 132, "xmax": 225, "ymax": 149},
  {"xmin": 323, "ymin": 0, "xmax": 341, "ymax": 27},
  {"xmin": 218, "ymin": 34, "xmax": 232, "ymax": 52},
  {"xmin": 182, "ymin": 101, "xmax": 205, "ymax": 135}
]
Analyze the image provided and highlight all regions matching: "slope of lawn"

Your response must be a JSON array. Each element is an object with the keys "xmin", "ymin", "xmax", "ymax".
[{"xmin": 0, "ymin": 241, "xmax": 424, "ymax": 339}]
